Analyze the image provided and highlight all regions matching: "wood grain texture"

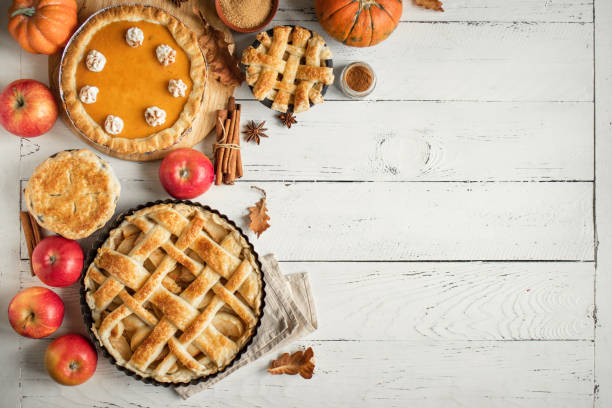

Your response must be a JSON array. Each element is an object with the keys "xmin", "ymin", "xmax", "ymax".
[
  {"xmin": 276, "ymin": 0, "xmax": 594, "ymax": 23},
  {"xmin": 13, "ymin": 256, "xmax": 596, "ymax": 407},
  {"xmin": 52, "ymin": 179, "xmax": 590, "ymax": 262},
  {"xmin": 18, "ymin": 339, "xmax": 594, "ymax": 408},
  {"xmin": 287, "ymin": 262, "xmax": 595, "ymax": 341},
  {"xmin": 232, "ymin": 20, "xmax": 593, "ymax": 102},
  {"xmin": 18, "ymin": 179, "xmax": 594, "ymax": 262},
  {"xmin": 18, "ymin": 100, "xmax": 594, "ymax": 182},
  {"xmin": 594, "ymin": 0, "xmax": 612, "ymax": 406},
  {"xmin": 1, "ymin": 0, "xmax": 605, "ymax": 406},
  {"xmin": 47, "ymin": 0, "xmax": 234, "ymax": 161},
  {"xmin": 15, "ymin": 258, "xmax": 595, "ymax": 342},
  {"xmin": 0, "ymin": 8, "xmax": 26, "ymax": 408}
]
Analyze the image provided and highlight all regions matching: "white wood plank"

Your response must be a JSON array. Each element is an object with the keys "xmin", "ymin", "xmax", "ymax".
[
  {"xmin": 16, "ymin": 258, "xmax": 595, "ymax": 345},
  {"xmin": 18, "ymin": 10, "xmax": 591, "ymax": 103},
  {"xmin": 233, "ymin": 21, "xmax": 593, "ymax": 102},
  {"xmin": 594, "ymin": 0, "xmax": 612, "ymax": 406},
  {"xmin": 23, "ymin": 20, "xmax": 591, "ymax": 104},
  {"xmin": 39, "ymin": 180, "xmax": 590, "ymax": 261},
  {"xmin": 18, "ymin": 339, "xmax": 593, "ymax": 408},
  {"xmin": 19, "ymin": 100, "xmax": 594, "ymax": 182},
  {"xmin": 280, "ymin": 261, "xmax": 595, "ymax": 341},
  {"xmin": 0, "ymin": 10, "xmax": 30, "ymax": 408},
  {"xmin": 275, "ymin": 0, "xmax": 593, "ymax": 23}
]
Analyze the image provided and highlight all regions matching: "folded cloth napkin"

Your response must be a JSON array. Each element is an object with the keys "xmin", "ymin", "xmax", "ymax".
[{"xmin": 175, "ymin": 254, "xmax": 318, "ymax": 399}]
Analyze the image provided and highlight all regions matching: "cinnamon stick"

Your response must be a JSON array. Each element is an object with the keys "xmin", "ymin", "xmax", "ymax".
[
  {"xmin": 221, "ymin": 117, "xmax": 232, "ymax": 176},
  {"xmin": 20, "ymin": 211, "xmax": 41, "ymax": 276},
  {"xmin": 227, "ymin": 104, "xmax": 241, "ymax": 184},
  {"xmin": 215, "ymin": 110, "xmax": 228, "ymax": 185},
  {"xmin": 223, "ymin": 110, "xmax": 237, "ymax": 174},
  {"xmin": 28, "ymin": 212, "xmax": 42, "ymax": 246}
]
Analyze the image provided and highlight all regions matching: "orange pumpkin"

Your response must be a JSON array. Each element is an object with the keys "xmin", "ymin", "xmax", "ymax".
[
  {"xmin": 315, "ymin": 0, "xmax": 402, "ymax": 47},
  {"xmin": 8, "ymin": 0, "xmax": 78, "ymax": 54}
]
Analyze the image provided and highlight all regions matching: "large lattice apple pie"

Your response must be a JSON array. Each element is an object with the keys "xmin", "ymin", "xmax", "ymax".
[{"xmin": 83, "ymin": 202, "xmax": 264, "ymax": 384}]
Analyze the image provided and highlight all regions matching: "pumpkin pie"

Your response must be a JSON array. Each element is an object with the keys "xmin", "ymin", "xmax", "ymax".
[{"xmin": 60, "ymin": 5, "xmax": 206, "ymax": 156}]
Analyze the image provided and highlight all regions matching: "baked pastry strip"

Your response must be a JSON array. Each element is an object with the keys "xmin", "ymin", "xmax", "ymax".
[{"xmin": 86, "ymin": 205, "xmax": 260, "ymax": 381}]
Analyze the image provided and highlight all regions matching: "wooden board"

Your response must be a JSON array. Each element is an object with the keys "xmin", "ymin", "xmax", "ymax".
[
  {"xmin": 19, "ymin": 179, "xmax": 594, "ymax": 262},
  {"xmin": 47, "ymin": 0, "xmax": 235, "ymax": 161}
]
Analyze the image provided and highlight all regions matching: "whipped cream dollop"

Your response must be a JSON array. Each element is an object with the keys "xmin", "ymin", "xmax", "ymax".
[
  {"xmin": 104, "ymin": 115, "xmax": 123, "ymax": 135},
  {"xmin": 168, "ymin": 79, "xmax": 187, "ymax": 97},
  {"xmin": 85, "ymin": 50, "xmax": 106, "ymax": 72},
  {"xmin": 79, "ymin": 85, "xmax": 99, "ymax": 104},
  {"xmin": 144, "ymin": 106, "xmax": 166, "ymax": 127},
  {"xmin": 156, "ymin": 44, "xmax": 176, "ymax": 66},
  {"xmin": 125, "ymin": 27, "xmax": 144, "ymax": 47}
]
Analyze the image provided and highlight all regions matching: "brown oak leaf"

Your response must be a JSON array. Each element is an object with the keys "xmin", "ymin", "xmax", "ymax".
[
  {"xmin": 414, "ymin": 0, "xmax": 444, "ymax": 12},
  {"xmin": 194, "ymin": 8, "xmax": 245, "ymax": 87},
  {"xmin": 268, "ymin": 347, "xmax": 315, "ymax": 379},
  {"xmin": 248, "ymin": 187, "xmax": 270, "ymax": 238}
]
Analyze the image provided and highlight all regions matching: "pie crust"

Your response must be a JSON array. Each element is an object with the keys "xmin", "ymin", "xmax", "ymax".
[
  {"xmin": 61, "ymin": 5, "xmax": 206, "ymax": 155},
  {"xmin": 24, "ymin": 149, "xmax": 121, "ymax": 240},
  {"xmin": 83, "ymin": 202, "xmax": 264, "ymax": 384},
  {"xmin": 241, "ymin": 25, "xmax": 334, "ymax": 113}
]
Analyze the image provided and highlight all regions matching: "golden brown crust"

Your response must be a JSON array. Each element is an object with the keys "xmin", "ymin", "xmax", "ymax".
[
  {"xmin": 24, "ymin": 149, "xmax": 120, "ymax": 240},
  {"xmin": 241, "ymin": 25, "xmax": 333, "ymax": 113},
  {"xmin": 84, "ymin": 203, "xmax": 263, "ymax": 383},
  {"xmin": 60, "ymin": 5, "xmax": 206, "ymax": 156}
]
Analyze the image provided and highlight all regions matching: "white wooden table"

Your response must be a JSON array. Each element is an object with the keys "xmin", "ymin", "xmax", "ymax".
[{"xmin": 1, "ymin": 0, "xmax": 611, "ymax": 407}]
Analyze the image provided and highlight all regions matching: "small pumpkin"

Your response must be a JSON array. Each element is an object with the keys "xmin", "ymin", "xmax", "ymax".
[
  {"xmin": 8, "ymin": 0, "xmax": 78, "ymax": 55},
  {"xmin": 315, "ymin": 0, "xmax": 402, "ymax": 47}
]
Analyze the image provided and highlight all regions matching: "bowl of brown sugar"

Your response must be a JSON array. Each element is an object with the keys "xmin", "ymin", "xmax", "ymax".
[{"xmin": 215, "ymin": 0, "xmax": 279, "ymax": 33}]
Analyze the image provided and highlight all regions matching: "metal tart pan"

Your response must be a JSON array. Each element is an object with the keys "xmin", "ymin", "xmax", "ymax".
[{"xmin": 79, "ymin": 199, "xmax": 266, "ymax": 387}]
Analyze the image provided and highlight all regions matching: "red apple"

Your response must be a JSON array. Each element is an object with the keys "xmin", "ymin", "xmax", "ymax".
[
  {"xmin": 32, "ymin": 236, "xmax": 84, "ymax": 287},
  {"xmin": 45, "ymin": 334, "xmax": 97, "ymax": 386},
  {"xmin": 8, "ymin": 287, "xmax": 64, "ymax": 338},
  {"xmin": 0, "ymin": 79, "xmax": 58, "ymax": 137},
  {"xmin": 159, "ymin": 148, "xmax": 214, "ymax": 199}
]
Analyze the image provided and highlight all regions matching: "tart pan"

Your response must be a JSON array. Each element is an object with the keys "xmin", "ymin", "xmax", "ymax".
[
  {"xmin": 79, "ymin": 199, "xmax": 266, "ymax": 387},
  {"xmin": 242, "ymin": 25, "xmax": 333, "ymax": 113}
]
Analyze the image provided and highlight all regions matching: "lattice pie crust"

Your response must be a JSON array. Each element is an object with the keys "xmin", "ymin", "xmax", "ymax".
[{"xmin": 84, "ymin": 203, "xmax": 263, "ymax": 383}]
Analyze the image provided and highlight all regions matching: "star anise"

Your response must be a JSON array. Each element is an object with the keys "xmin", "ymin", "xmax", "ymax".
[
  {"xmin": 243, "ymin": 121, "xmax": 269, "ymax": 144},
  {"xmin": 278, "ymin": 112, "xmax": 297, "ymax": 129},
  {"xmin": 170, "ymin": 0, "xmax": 188, "ymax": 7}
]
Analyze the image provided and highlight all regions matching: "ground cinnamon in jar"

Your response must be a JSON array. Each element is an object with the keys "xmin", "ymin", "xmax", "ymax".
[
  {"xmin": 345, "ymin": 65, "xmax": 373, "ymax": 92},
  {"xmin": 219, "ymin": 0, "xmax": 273, "ymax": 29}
]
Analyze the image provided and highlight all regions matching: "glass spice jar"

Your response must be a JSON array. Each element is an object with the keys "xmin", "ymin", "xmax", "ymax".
[{"xmin": 339, "ymin": 61, "xmax": 376, "ymax": 98}]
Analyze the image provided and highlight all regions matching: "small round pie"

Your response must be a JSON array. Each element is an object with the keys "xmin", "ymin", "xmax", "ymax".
[
  {"xmin": 241, "ymin": 25, "xmax": 334, "ymax": 113},
  {"xmin": 25, "ymin": 149, "xmax": 121, "ymax": 240},
  {"xmin": 60, "ymin": 5, "xmax": 206, "ymax": 156},
  {"xmin": 83, "ymin": 202, "xmax": 264, "ymax": 384}
]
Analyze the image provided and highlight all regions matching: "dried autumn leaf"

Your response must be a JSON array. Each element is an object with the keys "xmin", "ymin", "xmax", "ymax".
[
  {"xmin": 414, "ymin": 0, "xmax": 444, "ymax": 12},
  {"xmin": 248, "ymin": 186, "xmax": 270, "ymax": 238},
  {"xmin": 194, "ymin": 8, "xmax": 245, "ymax": 87},
  {"xmin": 268, "ymin": 347, "xmax": 315, "ymax": 379}
]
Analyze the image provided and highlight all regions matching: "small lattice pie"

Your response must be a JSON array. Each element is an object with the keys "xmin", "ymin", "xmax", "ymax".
[
  {"xmin": 24, "ymin": 149, "xmax": 120, "ymax": 239},
  {"xmin": 83, "ymin": 203, "xmax": 264, "ymax": 384},
  {"xmin": 241, "ymin": 25, "xmax": 334, "ymax": 113}
]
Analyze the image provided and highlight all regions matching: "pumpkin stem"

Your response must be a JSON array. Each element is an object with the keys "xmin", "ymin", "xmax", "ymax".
[{"xmin": 10, "ymin": 7, "xmax": 36, "ymax": 18}]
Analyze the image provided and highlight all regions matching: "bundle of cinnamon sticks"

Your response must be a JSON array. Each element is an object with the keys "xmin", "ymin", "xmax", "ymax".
[
  {"xmin": 20, "ymin": 211, "xmax": 42, "ymax": 275},
  {"xmin": 215, "ymin": 97, "xmax": 243, "ymax": 185}
]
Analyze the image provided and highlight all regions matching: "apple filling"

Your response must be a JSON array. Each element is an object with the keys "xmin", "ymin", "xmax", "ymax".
[{"xmin": 88, "ymin": 217, "xmax": 251, "ymax": 375}]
